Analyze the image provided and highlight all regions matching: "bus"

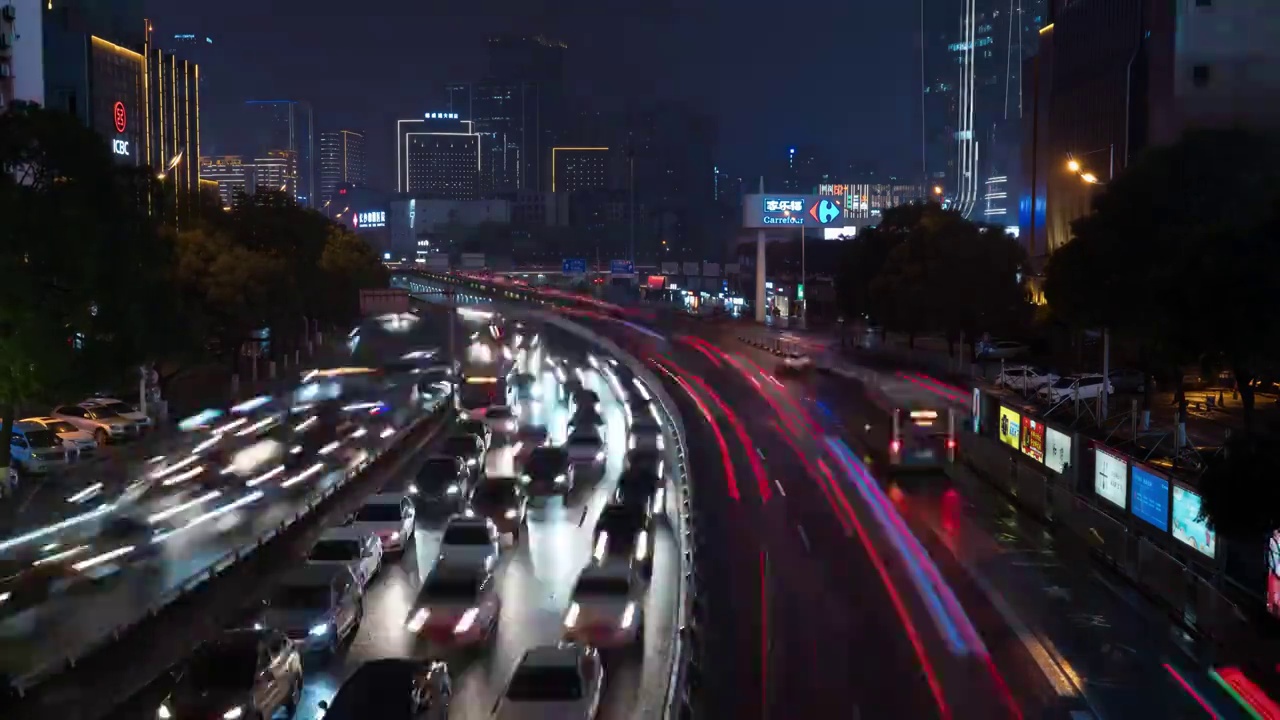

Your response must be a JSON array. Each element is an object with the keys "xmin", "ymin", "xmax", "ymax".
[
  {"xmin": 865, "ymin": 376, "xmax": 959, "ymax": 470},
  {"xmin": 457, "ymin": 375, "xmax": 507, "ymax": 419}
]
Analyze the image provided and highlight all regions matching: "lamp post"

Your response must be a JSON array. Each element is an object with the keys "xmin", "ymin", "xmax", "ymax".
[{"xmin": 1065, "ymin": 146, "xmax": 1116, "ymax": 421}]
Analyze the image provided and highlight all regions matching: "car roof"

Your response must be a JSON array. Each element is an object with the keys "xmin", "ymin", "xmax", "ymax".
[
  {"xmin": 12, "ymin": 422, "xmax": 44, "ymax": 432},
  {"xmin": 280, "ymin": 564, "xmax": 345, "ymax": 586},
  {"xmin": 85, "ymin": 397, "xmax": 125, "ymax": 403},
  {"xmin": 362, "ymin": 493, "xmax": 404, "ymax": 506},
  {"xmin": 317, "ymin": 526, "xmax": 371, "ymax": 542},
  {"xmin": 519, "ymin": 644, "xmax": 583, "ymax": 669}
]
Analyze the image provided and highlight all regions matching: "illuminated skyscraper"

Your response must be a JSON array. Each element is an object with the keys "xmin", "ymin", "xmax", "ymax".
[
  {"xmin": 242, "ymin": 100, "xmax": 314, "ymax": 206},
  {"xmin": 397, "ymin": 113, "xmax": 480, "ymax": 199},
  {"xmin": 318, "ymin": 129, "xmax": 367, "ymax": 206}
]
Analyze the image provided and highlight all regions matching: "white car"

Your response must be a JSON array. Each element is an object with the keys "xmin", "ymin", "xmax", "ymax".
[
  {"xmin": 779, "ymin": 353, "xmax": 813, "ymax": 373},
  {"xmin": 85, "ymin": 397, "xmax": 153, "ymax": 432},
  {"xmin": 21, "ymin": 416, "xmax": 99, "ymax": 458},
  {"xmin": 305, "ymin": 527, "xmax": 383, "ymax": 588},
  {"xmin": 996, "ymin": 365, "xmax": 1058, "ymax": 392},
  {"xmin": 483, "ymin": 405, "xmax": 519, "ymax": 434},
  {"xmin": 51, "ymin": 403, "xmax": 141, "ymax": 445},
  {"xmin": 437, "ymin": 516, "xmax": 500, "ymax": 571},
  {"xmin": 348, "ymin": 493, "xmax": 416, "ymax": 553},
  {"xmin": 405, "ymin": 566, "xmax": 500, "ymax": 646},
  {"xmin": 565, "ymin": 430, "xmax": 606, "ymax": 471},
  {"xmin": 1038, "ymin": 374, "xmax": 1114, "ymax": 402},
  {"xmin": 495, "ymin": 644, "xmax": 604, "ymax": 720},
  {"xmin": 10, "ymin": 422, "xmax": 73, "ymax": 474},
  {"xmin": 562, "ymin": 565, "xmax": 643, "ymax": 648}
]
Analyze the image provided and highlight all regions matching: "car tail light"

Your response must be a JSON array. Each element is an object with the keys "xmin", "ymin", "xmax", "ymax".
[
  {"xmin": 889, "ymin": 440, "xmax": 901, "ymax": 454},
  {"xmin": 946, "ymin": 438, "xmax": 957, "ymax": 450}
]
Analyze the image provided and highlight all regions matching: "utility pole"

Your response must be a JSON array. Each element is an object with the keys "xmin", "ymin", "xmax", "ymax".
[
  {"xmin": 754, "ymin": 176, "xmax": 767, "ymax": 323},
  {"xmin": 628, "ymin": 144, "xmax": 636, "ymax": 264}
]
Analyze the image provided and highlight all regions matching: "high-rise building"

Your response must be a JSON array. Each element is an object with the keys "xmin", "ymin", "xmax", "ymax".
[
  {"xmin": 253, "ymin": 150, "xmax": 297, "ymax": 196},
  {"xmin": 920, "ymin": 0, "xmax": 1046, "ymax": 221},
  {"xmin": 397, "ymin": 113, "xmax": 480, "ymax": 199},
  {"xmin": 144, "ymin": 41, "xmax": 201, "ymax": 211},
  {"xmin": 318, "ymin": 129, "xmax": 367, "ymax": 206},
  {"xmin": 2, "ymin": 0, "xmax": 45, "ymax": 109},
  {"xmin": 551, "ymin": 147, "xmax": 609, "ymax": 193},
  {"xmin": 242, "ymin": 100, "xmax": 314, "ymax": 207},
  {"xmin": 199, "ymin": 155, "xmax": 253, "ymax": 208}
]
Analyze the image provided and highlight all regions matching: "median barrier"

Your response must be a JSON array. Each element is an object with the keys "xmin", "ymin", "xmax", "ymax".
[{"xmin": 3, "ymin": 406, "xmax": 452, "ymax": 720}]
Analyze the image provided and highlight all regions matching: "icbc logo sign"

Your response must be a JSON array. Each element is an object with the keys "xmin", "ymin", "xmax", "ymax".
[{"xmin": 113, "ymin": 102, "xmax": 127, "ymax": 133}]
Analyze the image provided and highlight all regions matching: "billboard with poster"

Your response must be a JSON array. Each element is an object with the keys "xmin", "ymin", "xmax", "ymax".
[
  {"xmin": 1094, "ymin": 447, "xmax": 1128, "ymax": 509},
  {"xmin": 1020, "ymin": 417, "xmax": 1045, "ymax": 463},
  {"xmin": 1130, "ymin": 464, "xmax": 1170, "ymax": 531},
  {"xmin": 998, "ymin": 406, "xmax": 1021, "ymax": 450},
  {"xmin": 1044, "ymin": 427, "xmax": 1072, "ymax": 473},
  {"xmin": 1172, "ymin": 484, "xmax": 1216, "ymax": 557},
  {"xmin": 1268, "ymin": 531, "xmax": 1280, "ymax": 619},
  {"xmin": 645, "ymin": 275, "xmax": 665, "ymax": 290}
]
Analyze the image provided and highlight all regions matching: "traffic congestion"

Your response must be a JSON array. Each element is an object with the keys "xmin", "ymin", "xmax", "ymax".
[{"xmin": 76, "ymin": 305, "xmax": 683, "ymax": 720}]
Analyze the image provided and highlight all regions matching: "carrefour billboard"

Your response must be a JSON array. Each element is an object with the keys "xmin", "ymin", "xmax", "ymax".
[{"xmin": 743, "ymin": 194, "xmax": 860, "ymax": 230}]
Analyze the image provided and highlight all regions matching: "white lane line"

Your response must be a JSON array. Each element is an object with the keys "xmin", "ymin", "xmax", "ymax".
[
  {"xmin": 773, "ymin": 479, "xmax": 787, "ymax": 497},
  {"xmin": 796, "ymin": 524, "xmax": 810, "ymax": 552}
]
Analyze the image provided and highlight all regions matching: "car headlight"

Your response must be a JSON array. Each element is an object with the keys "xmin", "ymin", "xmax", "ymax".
[
  {"xmin": 454, "ymin": 607, "xmax": 479, "ymax": 634},
  {"xmin": 252, "ymin": 622, "xmax": 265, "ymax": 630},
  {"xmin": 553, "ymin": 473, "xmax": 567, "ymax": 485},
  {"xmin": 620, "ymin": 601, "xmax": 637, "ymax": 629},
  {"xmin": 446, "ymin": 484, "xmax": 460, "ymax": 495},
  {"xmin": 634, "ymin": 531, "xmax": 649, "ymax": 561},
  {"xmin": 406, "ymin": 608, "xmax": 429, "ymax": 632},
  {"xmin": 157, "ymin": 704, "xmax": 172, "ymax": 719},
  {"xmin": 309, "ymin": 622, "xmax": 331, "ymax": 637},
  {"xmin": 466, "ymin": 458, "xmax": 477, "ymax": 466},
  {"xmin": 519, "ymin": 474, "xmax": 531, "ymax": 484},
  {"xmin": 652, "ymin": 488, "xmax": 666, "ymax": 514},
  {"xmin": 223, "ymin": 708, "xmax": 245, "ymax": 720},
  {"xmin": 408, "ymin": 483, "xmax": 419, "ymax": 495},
  {"xmin": 594, "ymin": 450, "xmax": 605, "ymax": 462},
  {"xmin": 593, "ymin": 532, "xmax": 608, "ymax": 561},
  {"xmin": 389, "ymin": 531, "xmax": 401, "ymax": 542},
  {"xmin": 563, "ymin": 602, "xmax": 580, "ymax": 628},
  {"xmin": 504, "ymin": 509, "xmax": 518, "ymax": 519}
]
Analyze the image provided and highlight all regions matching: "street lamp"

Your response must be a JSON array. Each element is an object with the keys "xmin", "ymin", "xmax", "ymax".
[
  {"xmin": 1065, "ymin": 145, "xmax": 1118, "ymax": 421},
  {"xmin": 1066, "ymin": 159, "xmax": 1081, "ymax": 173},
  {"xmin": 1080, "ymin": 172, "xmax": 1100, "ymax": 185}
]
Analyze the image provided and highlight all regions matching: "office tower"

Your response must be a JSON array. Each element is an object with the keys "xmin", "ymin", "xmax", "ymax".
[
  {"xmin": 318, "ymin": 129, "xmax": 367, "ymax": 206},
  {"xmin": 2, "ymin": 0, "xmax": 45, "ymax": 109},
  {"xmin": 145, "ymin": 42, "xmax": 200, "ymax": 210},
  {"xmin": 199, "ymin": 155, "xmax": 253, "ymax": 208},
  {"xmin": 253, "ymin": 150, "xmax": 297, "ymax": 196},
  {"xmin": 551, "ymin": 147, "xmax": 609, "ymax": 193},
  {"xmin": 396, "ymin": 113, "xmax": 480, "ymax": 199},
  {"xmin": 242, "ymin": 100, "xmax": 314, "ymax": 206}
]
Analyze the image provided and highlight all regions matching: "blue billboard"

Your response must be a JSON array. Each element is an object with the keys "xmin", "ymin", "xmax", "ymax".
[
  {"xmin": 1130, "ymin": 465, "xmax": 1169, "ymax": 531},
  {"xmin": 1172, "ymin": 485, "xmax": 1217, "ymax": 558},
  {"xmin": 610, "ymin": 260, "xmax": 635, "ymax": 275},
  {"xmin": 562, "ymin": 258, "xmax": 587, "ymax": 275}
]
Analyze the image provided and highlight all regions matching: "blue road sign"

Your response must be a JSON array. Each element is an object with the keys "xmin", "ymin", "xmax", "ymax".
[
  {"xmin": 610, "ymin": 260, "xmax": 635, "ymax": 275},
  {"xmin": 562, "ymin": 258, "xmax": 587, "ymax": 274}
]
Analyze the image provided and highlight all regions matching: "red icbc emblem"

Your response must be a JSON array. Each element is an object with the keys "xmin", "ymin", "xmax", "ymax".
[{"xmin": 113, "ymin": 102, "xmax": 127, "ymax": 133}]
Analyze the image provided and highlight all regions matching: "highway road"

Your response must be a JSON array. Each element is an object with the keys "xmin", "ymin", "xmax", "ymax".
[{"xmin": 100, "ymin": 320, "xmax": 679, "ymax": 719}]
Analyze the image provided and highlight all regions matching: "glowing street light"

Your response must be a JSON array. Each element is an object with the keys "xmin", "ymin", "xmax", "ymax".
[
  {"xmin": 1080, "ymin": 172, "xmax": 1100, "ymax": 184},
  {"xmin": 1066, "ymin": 159, "xmax": 1081, "ymax": 173},
  {"xmin": 932, "ymin": 185, "xmax": 943, "ymax": 196}
]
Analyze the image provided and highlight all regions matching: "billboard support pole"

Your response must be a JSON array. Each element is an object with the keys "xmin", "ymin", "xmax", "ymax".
[
  {"xmin": 755, "ymin": 176, "xmax": 767, "ymax": 323},
  {"xmin": 799, "ymin": 225, "xmax": 807, "ymax": 329}
]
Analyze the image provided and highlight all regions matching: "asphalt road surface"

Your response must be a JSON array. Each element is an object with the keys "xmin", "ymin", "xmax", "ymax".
[{"xmin": 103, "ymin": 331, "xmax": 679, "ymax": 720}]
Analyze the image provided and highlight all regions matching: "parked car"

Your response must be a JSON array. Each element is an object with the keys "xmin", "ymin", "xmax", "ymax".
[
  {"xmin": 995, "ymin": 365, "xmax": 1058, "ymax": 393},
  {"xmin": 157, "ymin": 629, "xmax": 302, "ymax": 720},
  {"xmin": 1037, "ymin": 374, "xmax": 1114, "ymax": 402},
  {"xmin": 975, "ymin": 340, "xmax": 1029, "ymax": 361},
  {"xmin": 84, "ymin": 396, "xmax": 152, "ymax": 432},
  {"xmin": 20, "ymin": 416, "xmax": 99, "ymax": 457},
  {"xmin": 51, "ymin": 403, "xmax": 140, "ymax": 445},
  {"xmin": 10, "ymin": 423, "xmax": 73, "ymax": 474}
]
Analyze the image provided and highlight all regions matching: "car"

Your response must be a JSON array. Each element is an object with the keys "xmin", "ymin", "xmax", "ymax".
[
  {"xmin": 404, "ymin": 566, "xmax": 501, "ymax": 646},
  {"xmin": 995, "ymin": 365, "xmax": 1058, "ymax": 392},
  {"xmin": 260, "ymin": 565, "xmax": 363, "ymax": 653},
  {"xmin": 778, "ymin": 353, "xmax": 814, "ymax": 374},
  {"xmin": 494, "ymin": 644, "xmax": 604, "ymax": 720},
  {"xmin": 469, "ymin": 476, "xmax": 526, "ymax": 541},
  {"xmin": 316, "ymin": 658, "xmax": 453, "ymax": 720},
  {"xmin": 483, "ymin": 405, "xmax": 519, "ymax": 434},
  {"xmin": 305, "ymin": 527, "xmax": 383, "ymax": 589},
  {"xmin": 456, "ymin": 419, "xmax": 492, "ymax": 450},
  {"xmin": 568, "ymin": 406, "xmax": 606, "ymax": 436},
  {"xmin": 615, "ymin": 464, "xmax": 664, "ymax": 519},
  {"xmin": 565, "ymin": 428, "xmax": 606, "ymax": 472},
  {"xmin": 624, "ymin": 396, "xmax": 657, "ymax": 430},
  {"xmin": 349, "ymin": 493, "xmax": 416, "ymax": 553},
  {"xmin": 562, "ymin": 565, "xmax": 644, "ymax": 648},
  {"xmin": 437, "ymin": 515, "xmax": 500, "ymax": 571},
  {"xmin": 10, "ymin": 423, "xmax": 74, "ymax": 475},
  {"xmin": 51, "ymin": 403, "xmax": 140, "ymax": 445},
  {"xmin": 441, "ymin": 433, "xmax": 486, "ymax": 476},
  {"xmin": 624, "ymin": 447, "xmax": 665, "ymax": 478},
  {"xmin": 627, "ymin": 415, "xmax": 665, "ymax": 452},
  {"xmin": 975, "ymin": 339, "xmax": 1030, "ymax": 361},
  {"xmin": 569, "ymin": 389, "xmax": 601, "ymax": 416},
  {"xmin": 157, "ymin": 629, "xmax": 303, "ymax": 720},
  {"xmin": 521, "ymin": 446, "xmax": 574, "ymax": 501},
  {"xmin": 1037, "ymin": 374, "xmax": 1114, "ymax": 403},
  {"xmin": 84, "ymin": 396, "xmax": 153, "ymax": 432},
  {"xmin": 20, "ymin": 416, "xmax": 98, "ymax": 458},
  {"xmin": 591, "ymin": 502, "xmax": 654, "ymax": 579},
  {"xmin": 412, "ymin": 455, "xmax": 470, "ymax": 515}
]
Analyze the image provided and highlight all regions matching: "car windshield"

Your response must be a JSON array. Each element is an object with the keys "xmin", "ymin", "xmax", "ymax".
[
  {"xmin": 423, "ymin": 576, "xmax": 481, "ymax": 601},
  {"xmin": 273, "ymin": 584, "xmax": 330, "ymax": 609},
  {"xmin": 574, "ymin": 575, "xmax": 630, "ymax": 597},
  {"xmin": 309, "ymin": 540, "xmax": 361, "ymax": 562},
  {"xmin": 444, "ymin": 437, "xmax": 478, "ymax": 456},
  {"xmin": 45, "ymin": 421, "xmax": 79, "ymax": 434},
  {"xmin": 473, "ymin": 482, "xmax": 518, "ymax": 505},
  {"xmin": 88, "ymin": 405, "xmax": 120, "ymax": 418},
  {"xmin": 599, "ymin": 507, "xmax": 642, "ymax": 534},
  {"xmin": 569, "ymin": 433, "xmax": 601, "ymax": 446},
  {"xmin": 183, "ymin": 642, "xmax": 256, "ymax": 689},
  {"xmin": 23, "ymin": 430, "xmax": 61, "ymax": 448},
  {"xmin": 526, "ymin": 449, "xmax": 568, "ymax": 477},
  {"xmin": 355, "ymin": 504, "xmax": 402, "ymax": 523},
  {"xmin": 101, "ymin": 401, "xmax": 133, "ymax": 414},
  {"xmin": 420, "ymin": 458, "xmax": 460, "ymax": 481},
  {"xmin": 506, "ymin": 665, "xmax": 584, "ymax": 701},
  {"xmin": 443, "ymin": 524, "xmax": 492, "ymax": 545}
]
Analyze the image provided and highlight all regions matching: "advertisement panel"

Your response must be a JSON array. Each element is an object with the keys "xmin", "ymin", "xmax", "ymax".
[
  {"xmin": 645, "ymin": 275, "xmax": 665, "ymax": 290},
  {"xmin": 1044, "ymin": 427, "xmax": 1072, "ymax": 473},
  {"xmin": 1267, "ymin": 532, "xmax": 1280, "ymax": 619},
  {"xmin": 682, "ymin": 261, "xmax": 700, "ymax": 276},
  {"xmin": 998, "ymin": 406, "xmax": 1021, "ymax": 450},
  {"xmin": 661, "ymin": 262, "xmax": 679, "ymax": 274},
  {"xmin": 741, "ymin": 194, "xmax": 848, "ymax": 229},
  {"xmin": 1094, "ymin": 447, "xmax": 1128, "ymax": 509},
  {"xmin": 1130, "ymin": 465, "xmax": 1170, "ymax": 531},
  {"xmin": 1020, "ymin": 416, "xmax": 1045, "ymax": 463},
  {"xmin": 1172, "ymin": 484, "xmax": 1216, "ymax": 557}
]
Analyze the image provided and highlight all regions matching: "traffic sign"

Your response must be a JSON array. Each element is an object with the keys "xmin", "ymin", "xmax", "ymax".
[
  {"xmin": 562, "ymin": 258, "xmax": 587, "ymax": 275},
  {"xmin": 610, "ymin": 259, "xmax": 635, "ymax": 276}
]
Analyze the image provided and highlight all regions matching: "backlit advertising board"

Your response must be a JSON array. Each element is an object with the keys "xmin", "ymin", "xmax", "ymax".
[
  {"xmin": 998, "ymin": 406, "xmax": 1021, "ymax": 450},
  {"xmin": 1172, "ymin": 484, "xmax": 1216, "ymax": 558},
  {"xmin": 1129, "ymin": 464, "xmax": 1170, "ymax": 531},
  {"xmin": 1044, "ymin": 427, "xmax": 1071, "ymax": 473},
  {"xmin": 1267, "ymin": 532, "xmax": 1280, "ymax": 619},
  {"xmin": 1020, "ymin": 416, "xmax": 1045, "ymax": 463},
  {"xmin": 1093, "ymin": 446, "xmax": 1128, "ymax": 510}
]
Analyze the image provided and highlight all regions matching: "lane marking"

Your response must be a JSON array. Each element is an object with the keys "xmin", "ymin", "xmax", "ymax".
[
  {"xmin": 773, "ymin": 479, "xmax": 787, "ymax": 497},
  {"xmin": 796, "ymin": 524, "xmax": 810, "ymax": 552}
]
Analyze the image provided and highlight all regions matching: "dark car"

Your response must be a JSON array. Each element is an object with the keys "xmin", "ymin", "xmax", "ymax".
[
  {"xmin": 469, "ymin": 477, "xmax": 526, "ymax": 539},
  {"xmin": 615, "ymin": 465, "xmax": 664, "ymax": 520},
  {"xmin": 317, "ymin": 658, "xmax": 452, "ymax": 720},
  {"xmin": 571, "ymin": 389, "xmax": 601, "ymax": 415},
  {"xmin": 456, "ymin": 419, "xmax": 492, "ymax": 449},
  {"xmin": 158, "ymin": 629, "xmax": 302, "ymax": 720},
  {"xmin": 591, "ymin": 502, "xmax": 654, "ymax": 578},
  {"xmin": 569, "ymin": 406, "xmax": 606, "ymax": 436},
  {"xmin": 440, "ymin": 434, "xmax": 485, "ymax": 476},
  {"xmin": 412, "ymin": 455, "xmax": 470, "ymax": 515},
  {"xmin": 521, "ymin": 446, "xmax": 573, "ymax": 501}
]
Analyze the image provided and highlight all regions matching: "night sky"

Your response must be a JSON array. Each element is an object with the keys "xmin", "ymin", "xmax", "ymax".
[{"xmin": 143, "ymin": 0, "xmax": 921, "ymax": 191}]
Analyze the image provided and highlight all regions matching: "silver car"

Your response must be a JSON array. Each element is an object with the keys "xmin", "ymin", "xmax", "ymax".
[
  {"xmin": 495, "ymin": 643, "xmax": 604, "ymax": 719},
  {"xmin": 85, "ymin": 397, "xmax": 153, "ymax": 432},
  {"xmin": 305, "ymin": 527, "xmax": 383, "ymax": 589},
  {"xmin": 50, "ymin": 403, "xmax": 139, "ymax": 445},
  {"xmin": 259, "ymin": 566, "xmax": 363, "ymax": 653},
  {"xmin": 562, "ymin": 565, "xmax": 644, "ymax": 648}
]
